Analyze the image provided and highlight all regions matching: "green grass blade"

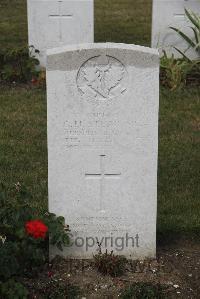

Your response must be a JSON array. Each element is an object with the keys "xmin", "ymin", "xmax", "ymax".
[
  {"xmin": 190, "ymin": 28, "xmax": 200, "ymax": 53},
  {"xmin": 173, "ymin": 47, "xmax": 191, "ymax": 61},
  {"xmin": 170, "ymin": 26, "xmax": 196, "ymax": 48},
  {"xmin": 190, "ymin": 27, "xmax": 199, "ymax": 44},
  {"xmin": 185, "ymin": 8, "xmax": 200, "ymax": 31}
]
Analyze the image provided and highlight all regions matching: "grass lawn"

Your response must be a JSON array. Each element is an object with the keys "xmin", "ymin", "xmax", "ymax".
[
  {"xmin": 0, "ymin": 1, "xmax": 199, "ymax": 238},
  {"xmin": 0, "ymin": 87, "xmax": 47, "ymax": 210},
  {"xmin": 158, "ymin": 87, "xmax": 200, "ymax": 237}
]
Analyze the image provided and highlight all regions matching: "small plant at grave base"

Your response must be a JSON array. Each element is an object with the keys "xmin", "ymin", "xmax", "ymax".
[
  {"xmin": 119, "ymin": 282, "xmax": 167, "ymax": 299},
  {"xmin": 0, "ymin": 45, "xmax": 40, "ymax": 84},
  {"xmin": 93, "ymin": 243, "xmax": 127, "ymax": 277},
  {"xmin": 170, "ymin": 8, "xmax": 200, "ymax": 58},
  {"xmin": 0, "ymin": 182, "xmax": 70, "ymax": 298}
]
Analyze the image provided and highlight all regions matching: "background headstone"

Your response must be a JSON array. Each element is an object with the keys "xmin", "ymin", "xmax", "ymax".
[
  {"xmin": 27, "ymin": 0, "xmax": 94, "ymax": 67},
  {"xmin": 47, "ymin": 43, "xmax": 159, "ymax": 259},
  {"xmin": 151, "ymin": 0, "xmax": 200, "ymax": 59}
]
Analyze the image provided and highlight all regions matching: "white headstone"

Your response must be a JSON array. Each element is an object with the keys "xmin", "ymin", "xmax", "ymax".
[
  {"xmin": 152, "ymin": 0, "xmax": 200, "ymax": 59},
  {"xmin": 27, "ymin": 0, "xmax": 94, "ymax": 67},
  {"xmin": 47, "ymin": 43, "xmax": 159, "ymax": 260}
]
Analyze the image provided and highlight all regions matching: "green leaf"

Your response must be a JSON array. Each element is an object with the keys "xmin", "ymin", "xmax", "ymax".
[
  {"xmin": 170, "ymin": 26, "xmax": 196, "ymax": 48},
  {"xmin": 173, "ymin": 47, "xmax": 191, "ymax": 61},
  {"xmin": 190, "ymin": 27, "xmax": 200, "ymax": 45},
  {"xmin": 56, "ymin": 216, "xmax": 65, "ymax": 225},
  {"xmin": 185, "ymin": 8, "xmax": 200, "ymax": 31}
]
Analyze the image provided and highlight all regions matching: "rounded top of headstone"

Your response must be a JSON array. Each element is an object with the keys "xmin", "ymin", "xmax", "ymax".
[
  {"xmin": 46, "ymin": 43, "xmax": 159, "ymax": 72},
  {"xmin": 47, "ymin": 42, "xmax": 159, "ymax": 57}
]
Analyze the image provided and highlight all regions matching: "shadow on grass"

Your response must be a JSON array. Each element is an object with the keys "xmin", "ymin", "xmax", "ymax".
[{"xmin": 157, "ymin": 229, "xmax": 200, "ymax": 247}]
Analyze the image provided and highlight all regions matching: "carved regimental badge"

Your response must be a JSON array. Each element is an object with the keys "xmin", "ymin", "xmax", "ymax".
[{"xmin": 77, "ymin": 55, "xmax": 128, "ymax": 102}]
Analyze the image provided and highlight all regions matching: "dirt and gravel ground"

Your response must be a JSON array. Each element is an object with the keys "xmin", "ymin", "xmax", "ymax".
[{"xmin": 24, "ymin": 239, "xmax": 200, "ymax": 298}]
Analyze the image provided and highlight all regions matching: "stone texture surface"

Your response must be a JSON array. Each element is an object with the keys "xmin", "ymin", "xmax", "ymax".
[
  {"xmin": 47, "ymin": 43, "xmax": 159, "ymax": 259},
  {"xmin": 27, "ymin": 0, "xmax": 93, "ymax": 67},
  {"xmin": 151, "ymin": 0, "xmax": 200, "ymax": 59}
]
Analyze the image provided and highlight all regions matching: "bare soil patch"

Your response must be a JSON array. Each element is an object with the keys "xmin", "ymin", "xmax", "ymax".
[{"xmin": 24, "ymin": 239, "xmax": 200, "ymax": 298}]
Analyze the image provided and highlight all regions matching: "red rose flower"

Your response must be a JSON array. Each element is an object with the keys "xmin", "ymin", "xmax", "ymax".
[{"xmin": 25, "ymin": 220, "xmax": 48, "ymax": 239}]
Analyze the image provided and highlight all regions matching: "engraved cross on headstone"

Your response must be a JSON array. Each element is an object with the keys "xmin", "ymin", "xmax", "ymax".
[
  {"xmin": 49, "ymin": 1, "xmax": 73, "ymax": 42},
  {"xmin": 85, "ymin": 155, "xmax": 121, "ymax": 211}
]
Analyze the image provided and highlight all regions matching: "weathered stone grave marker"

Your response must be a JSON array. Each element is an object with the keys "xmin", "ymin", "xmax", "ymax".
[
  {"xmin": 151, "ymin": 0, "xmax": 200, "ymax": 59},
  {"xmin": 27, "ymin": 0, "xmax": 94, "ymax": 66},
  {"xmin": 47, "ymin": 43, "xmax": 159, "ymax": 259},
  {"xmin": 48, "ymin": 2, "xmax": 73, "ymax": 42}
]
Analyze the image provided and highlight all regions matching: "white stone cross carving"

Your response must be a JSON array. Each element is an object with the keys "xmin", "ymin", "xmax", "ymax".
[
  {"xmin": 49, "ymin": 1, "xmax": 73, "ymax": 42},
  {"xmin": 85, "ymin": 155, "xmax": 121, "ymax": 211}
]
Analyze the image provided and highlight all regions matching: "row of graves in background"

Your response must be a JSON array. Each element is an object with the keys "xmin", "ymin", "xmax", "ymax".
[
  {"xmin": 27, "ymin": 0, "xmax": 200, "ymax": 67},
  {"xmin": 26, "ymin": 0, "xmax": 199, "ymax": 259}
]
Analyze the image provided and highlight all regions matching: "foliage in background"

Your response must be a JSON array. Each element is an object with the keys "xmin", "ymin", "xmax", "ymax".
[
  {"xmin": 160, "ymin": 52, "xmax": 191, "ymax": 90},
  {"xmin": 0, "ymin": 183, "xmax": 70, "ymax": 298},
  {"xmin": 160, "ymin": 52, "xmax": 200, "ymax": 90},
  {"xmin": 170, "ymin": 8, "xmax": 200, "ymax": 58},
  {"xmin": 120, "ymin": 282, "xmax": 166, "ymax": 299},
  {"xmin": 93, "ymin": 245, "xmax": 127, "ymax": 277},
  {"xmin": 161, "ymin": 8, "xmax": 200, "ymax": 90},
  {"xmin": 0, "ymin": 46, "xmax": 40, "ymax": 84}
]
